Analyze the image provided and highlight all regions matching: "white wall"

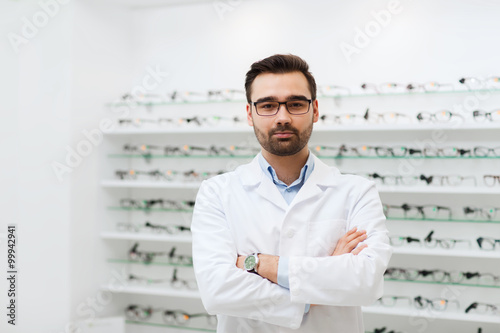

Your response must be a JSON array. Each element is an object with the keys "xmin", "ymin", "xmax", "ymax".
[{"xmin": 1, "ymin": 0, "xmax": 500, "ymax": 332}]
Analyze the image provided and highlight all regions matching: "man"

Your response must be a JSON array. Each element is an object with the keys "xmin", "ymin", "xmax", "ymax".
[{"xmin": 191, "ymin": 54, "xmax": 392, "ymax": 332}]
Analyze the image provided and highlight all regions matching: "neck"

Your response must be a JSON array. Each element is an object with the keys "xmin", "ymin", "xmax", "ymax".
[{"xmin": 261, "ymin": 147, "xmax": 310, "ymax": 186}]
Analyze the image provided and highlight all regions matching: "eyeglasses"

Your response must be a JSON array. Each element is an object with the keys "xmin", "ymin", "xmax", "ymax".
[
  {"xmin": 363, "ymin": 109, "xmax": 411, "ymax": 124},
  {"xmin": 424, "ymin": 230, "xmax": 471, "ymax": 249},
  {"xmin": 406, "ymin": 82, "xmax": 454, "ymax": 92},
  {"xmin": 116, "ymin": 222, "xmax": 191, "ymax": 234},
  {"xmin": 128, "ymin": 243, "xmax": 193, "ymax": 265},
  {"xmin": 389, "ymin": 236, "xmax": 421, "ymax": 246},
  {"xmin": 465, "ymin": 302, "xmax": 500, "ymax": 315},
  {"xmin": 419, "ymin": 174, "xmax": 477, "ymax": 187},
  {"xmin": 372, "ymin": 327, "xmax": 402, "ymax": 333},
  {"xmin": 459, "ymin": 77, "xmax": 500, "ymax": 89},
  {"xmin": 472, "ymin": 110, "xmax": 500, "ymax": 122},
  {"xmin": 207, "ymin": 89, "xmax": 245, "ymax": 101},
  {"xmin": 383, "ymin": 203, "xmax": 452, "ymax": 219},
  {"xmin": 416, "ymin": 111, "xmax": 464, "ymax": 123},
  {"xmin": 125, "ymin": 305, "xmax": 217, "ymax": 326},
  {"xmin": 252, "ymin": 98, "xmax": 312, "ymax": 116},
  {"xmin": 119, "ymin": 199, "xmax": 195, "ymax": 211},
  {"xmin": 477, "ymin": 237, "xmax": 500, "ymax": 251},
  {"xmin": 318, "ymin": 84, "xmax": 351, "ymax": 96},
  {"xmin": 115, "ymin": 169, "xmax": 224, "ymax": 182},
  {"xmin": 413, "ymin": 295, "xmax": 459, "ymax": 311},
  {"xmin": 375, "ymin": 295, "xmax": 412, "ymax": 307},
  {"xmin": 463, "ymin": 206, "xmax": 500, "ymax": 221},
  {"xmin": 128, "ymin": 269, "xmax": 197, "ymax": 290},
  {"xmin": 368, "ymin": 173, "xmax": 419, "ymax": 186},
  {"xmin": 385, "ymin": 267, "xmax": 500, "ymax": 286},
  {"xmin": 484, "ymin": 175, "xmax": 500, "ymax": 186},
  {"xmin": 473, "ymin": 146, "xmax": 500, "ymax": 157}
]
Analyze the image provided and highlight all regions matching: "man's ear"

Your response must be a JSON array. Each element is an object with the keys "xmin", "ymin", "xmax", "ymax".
[
  {"xmin": 247, "ymin": 104, "xmax": 254, "ymax": 126},
  {"xmin": 312, "ymin": 99, "xmax": 319, "ymax": 123}
]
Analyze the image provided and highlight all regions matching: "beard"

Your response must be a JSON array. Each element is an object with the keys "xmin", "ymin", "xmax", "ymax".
[{"xmin": 253, "ymin": 122, "xmax": 313, "ymax": 157}]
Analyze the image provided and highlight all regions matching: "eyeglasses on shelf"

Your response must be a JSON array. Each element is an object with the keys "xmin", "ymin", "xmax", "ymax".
[
  {"xmin": 476, "ymin": 237, "xmax": 500, "ymax": 251},
  {"xmin": 424, "ymin": 230, "xmax": 471, "ymax": 249},
  {"xmin": 413, "ymin": 295, "xmax": 460, "ymax": 311},
  {"xmin": 416, "ymin": 111, "xmax": 464, "ymax": 123},
  {"xmin": 459, "ymin": 76, "xmax": 500, "ymax": 90},
  {"xmin": 116, "ymin": 222, "xmax": 191, "ymax": 234},
  {"xmin": 383, "ymin": 203, "xmax": 452, "ymax": 219},
  {"xmin": 385, "ymin": 267, "xmax": 500, "ymax": 286},
  {"xmin": 472, "ymin": 110, "xmax": 500, "ymax": 122},
  {"xmin": 128, "ymin": 268, "xmax": 197, "ymax": 290},
  {"xmin": 125, "ymin": 304, "xmax": 217, "ymax": 326},
  {"xmin": 465, "ymin": 302, "xmax": 500, "ymax": 315},
  {"xmin": 464, "ymin": 206, "xmax": 500, "ymax": 221},
  {"xmin": 128, "ymin": 243, "xmax": 192, "ymax": 265},
  {"xmin": 119, "ymin": 199, "xmax": 194, "ymax": 211},
  {"xmin": 484, "ymin": 175, "xmax": 500, "ymax": 186}
]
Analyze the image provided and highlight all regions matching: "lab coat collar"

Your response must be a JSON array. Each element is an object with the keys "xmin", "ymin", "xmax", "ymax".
[{"xmin": 238, "ymin": 152, "xmax": 339, "ymax": 209}]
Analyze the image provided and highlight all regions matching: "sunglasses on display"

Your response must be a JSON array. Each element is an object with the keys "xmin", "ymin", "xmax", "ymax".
[
  {"xmin": 116, "ymin": 222, "xmax": 191, "ymax": 234},
  {"xmin": 128, "ymin": 243, "xmax": 193, "ymax": 265},
  {"xmin": 125, "ymin": 304, "xmax": 217, "ymax": 326}
]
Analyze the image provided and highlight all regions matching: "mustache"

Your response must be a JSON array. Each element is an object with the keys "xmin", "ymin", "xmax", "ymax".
[{"xmin": 268, "ymin": 125, "xmax": 299, "ymax": 136}]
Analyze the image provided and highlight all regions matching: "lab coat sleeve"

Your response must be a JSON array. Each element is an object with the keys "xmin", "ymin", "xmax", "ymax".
[
  {"xmin": 288, "ymin": 180, "xmax": 393, "ymax": 306},
  {"xmin": 191, "ymin": 178, "xmax": 307, "ymax": 329}
]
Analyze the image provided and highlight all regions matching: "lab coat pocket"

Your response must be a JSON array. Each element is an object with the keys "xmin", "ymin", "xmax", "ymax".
[{"xmin": 307, "ymin": 219, "xmax": 347, "ymax": 257}]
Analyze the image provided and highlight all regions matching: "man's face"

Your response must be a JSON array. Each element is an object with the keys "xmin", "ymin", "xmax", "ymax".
[{"xmin": 246, "ymin": 72, "xmax": 319, "ymax": 157}]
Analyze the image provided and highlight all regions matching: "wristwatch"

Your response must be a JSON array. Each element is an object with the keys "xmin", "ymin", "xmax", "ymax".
[{"xmin": 244, "ymin": 253, "xmax": 260, "ymax": 273}]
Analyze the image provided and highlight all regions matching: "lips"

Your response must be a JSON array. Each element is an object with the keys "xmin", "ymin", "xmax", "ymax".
[{"xmin": 273, "ymin": 131, "xmax": 294, "ymax": 138}]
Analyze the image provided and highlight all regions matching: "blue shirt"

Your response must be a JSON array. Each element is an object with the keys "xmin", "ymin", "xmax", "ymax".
[{"xmin": 258, "ymin": 152, "xmax": 315, "ymax": 313}]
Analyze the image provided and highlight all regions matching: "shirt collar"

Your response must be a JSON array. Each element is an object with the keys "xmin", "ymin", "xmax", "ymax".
[{"xmin": 258, "ymin": 151, "xmax": 315, "ymax": 187}]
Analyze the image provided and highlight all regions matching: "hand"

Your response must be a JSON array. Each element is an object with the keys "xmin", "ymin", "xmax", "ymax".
[
  {"xmin": 236, "ymin": 255, "xmax": 245, "ymax": 269},
  {"xmin": 332, "ymin": 227, "xmax": 367, "ymax": 256}
]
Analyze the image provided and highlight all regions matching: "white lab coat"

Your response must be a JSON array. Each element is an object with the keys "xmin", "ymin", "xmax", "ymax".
[{"xmin": 191, "ymin": 153, "xmax": 392, "ymax": 332}]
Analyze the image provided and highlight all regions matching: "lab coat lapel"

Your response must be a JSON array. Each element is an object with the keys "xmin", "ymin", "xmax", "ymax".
[
  {"xmin": 289, "ymin": 154, "xmax": 338, "ymax": 207},
  {"xmin": 239, "ymin": 155, "xmax": 288, "ymax": 211}
]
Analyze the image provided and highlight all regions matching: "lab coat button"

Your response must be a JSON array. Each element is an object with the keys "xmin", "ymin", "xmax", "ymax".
[
  {"xmin": 286, "ymin": 188, "xmax": 292, "ymax": 192},
  {"xmin": 287, "ymin": 228, "xmax": 295, "ymax": 238}
]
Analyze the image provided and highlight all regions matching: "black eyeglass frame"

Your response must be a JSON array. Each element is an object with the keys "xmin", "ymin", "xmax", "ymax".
[{"xmin": 251, "ymin": 98, "xmax": 313, "ymax": 116}]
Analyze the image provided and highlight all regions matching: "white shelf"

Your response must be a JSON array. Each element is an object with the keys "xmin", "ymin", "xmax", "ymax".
[
  {"xmin": 376, "ymin": 185, "xmax": 500, "ymax": 195},
  {"xmin": 103, "ymin": 123, "xmax": 500, "ymax": 135},
  {"xmin": 100, "ymin": 231, "xmax": 192, "ymax": 243},
  {"xmin": 101, "ymin": 284, "xmax": 201, "ymax": 298},
  {"xmin": 362, "ymin": 306, "xmax": 500, "ymax": 324},
  {"xmin": 101, "ymin": 180, "xmax": 201, "ymax": 189},
  {"xmin": 392, "ymin": 247, "xmax": 500, "ymax": 258}
]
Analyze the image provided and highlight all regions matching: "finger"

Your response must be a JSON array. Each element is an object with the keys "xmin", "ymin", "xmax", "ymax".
[
  {"xmin": 343, "ymin": 230, "xmax": 367, "ymax": 244},
  {"xmin": 351, "ymin": 244, "xmax": 368, "ymax": 255},
  {"xmin": 345, "ymin": 233, "xmax": 368, "ymax": 251}
]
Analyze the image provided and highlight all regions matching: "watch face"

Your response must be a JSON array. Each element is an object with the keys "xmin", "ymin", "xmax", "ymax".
[{"xmin": 244, "ymin": 255, "xmax": 256, "ymax": 270}]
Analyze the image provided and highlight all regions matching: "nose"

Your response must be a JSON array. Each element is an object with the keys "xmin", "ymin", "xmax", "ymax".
[{"xmin": 274, "ymin": 103, "xmax": 292, "ymax": 125}]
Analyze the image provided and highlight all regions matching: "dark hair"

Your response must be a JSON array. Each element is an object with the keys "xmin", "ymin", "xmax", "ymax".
[{"xmin": 244, "ymin": 54, "xmax": 317, "ymax": 103}]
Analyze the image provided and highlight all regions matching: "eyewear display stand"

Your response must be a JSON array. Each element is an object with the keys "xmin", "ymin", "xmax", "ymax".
[{"xmin": 99, "ymin": 85, "xmax": 500, "ymax": 333}]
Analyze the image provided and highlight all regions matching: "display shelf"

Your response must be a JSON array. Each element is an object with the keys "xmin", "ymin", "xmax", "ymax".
[
  {"xmin": 103, "ymin": 122, "xmax": 500, "ymax": 135},
  {"xmin": 101, "ymin": 180, "xmax": 201, "ymax": 189},
  {"xmin": 384, "ymin": 278, "xmax": 500, "ymax": 289},
  {"xmin": 107, "ymin": 206, "xmax": 193, "ymax": 213},
  {"xmin": 392, "ymin": 247, "xmax": 500, "ymax": 258},
  {"xmin": 104, "ymin": 87, "xmax": 500, "ymax": 108},
  {"xmin": 386, "ymin": 217, "xmax": 500, "ymax": 224},
  {"xmin": 101, "ymin": 231, "xmax": 192, "ymax": 243},
  {"xmin": 362, "ymin": 306, "xmax": 500, "ymax": 324},
  {"xmin": 108, "ymin": 153, "xmax": 500, "ymax": 160},
  {"xmin": 108, "ymin": 206, "xmax": 193, "ymax": 213},
  {"xmin": 126, "ymin": 321, "xmax": 216, "ymax": 332},
  {"xmin": 376, "ymin": 186, "xmax": 500, "ymax": 195},
  {"xmin": 107, "ymin": 259, "xmax": 193, "ymax": 268},
  {"xmin": 101, "ymin": 284, "xmax": 200, "ymax": 298}
]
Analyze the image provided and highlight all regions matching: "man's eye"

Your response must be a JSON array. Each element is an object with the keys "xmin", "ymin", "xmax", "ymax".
[{"xmin": 260, "ymin": 103, "xmax": 275, "ymax": 109}]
